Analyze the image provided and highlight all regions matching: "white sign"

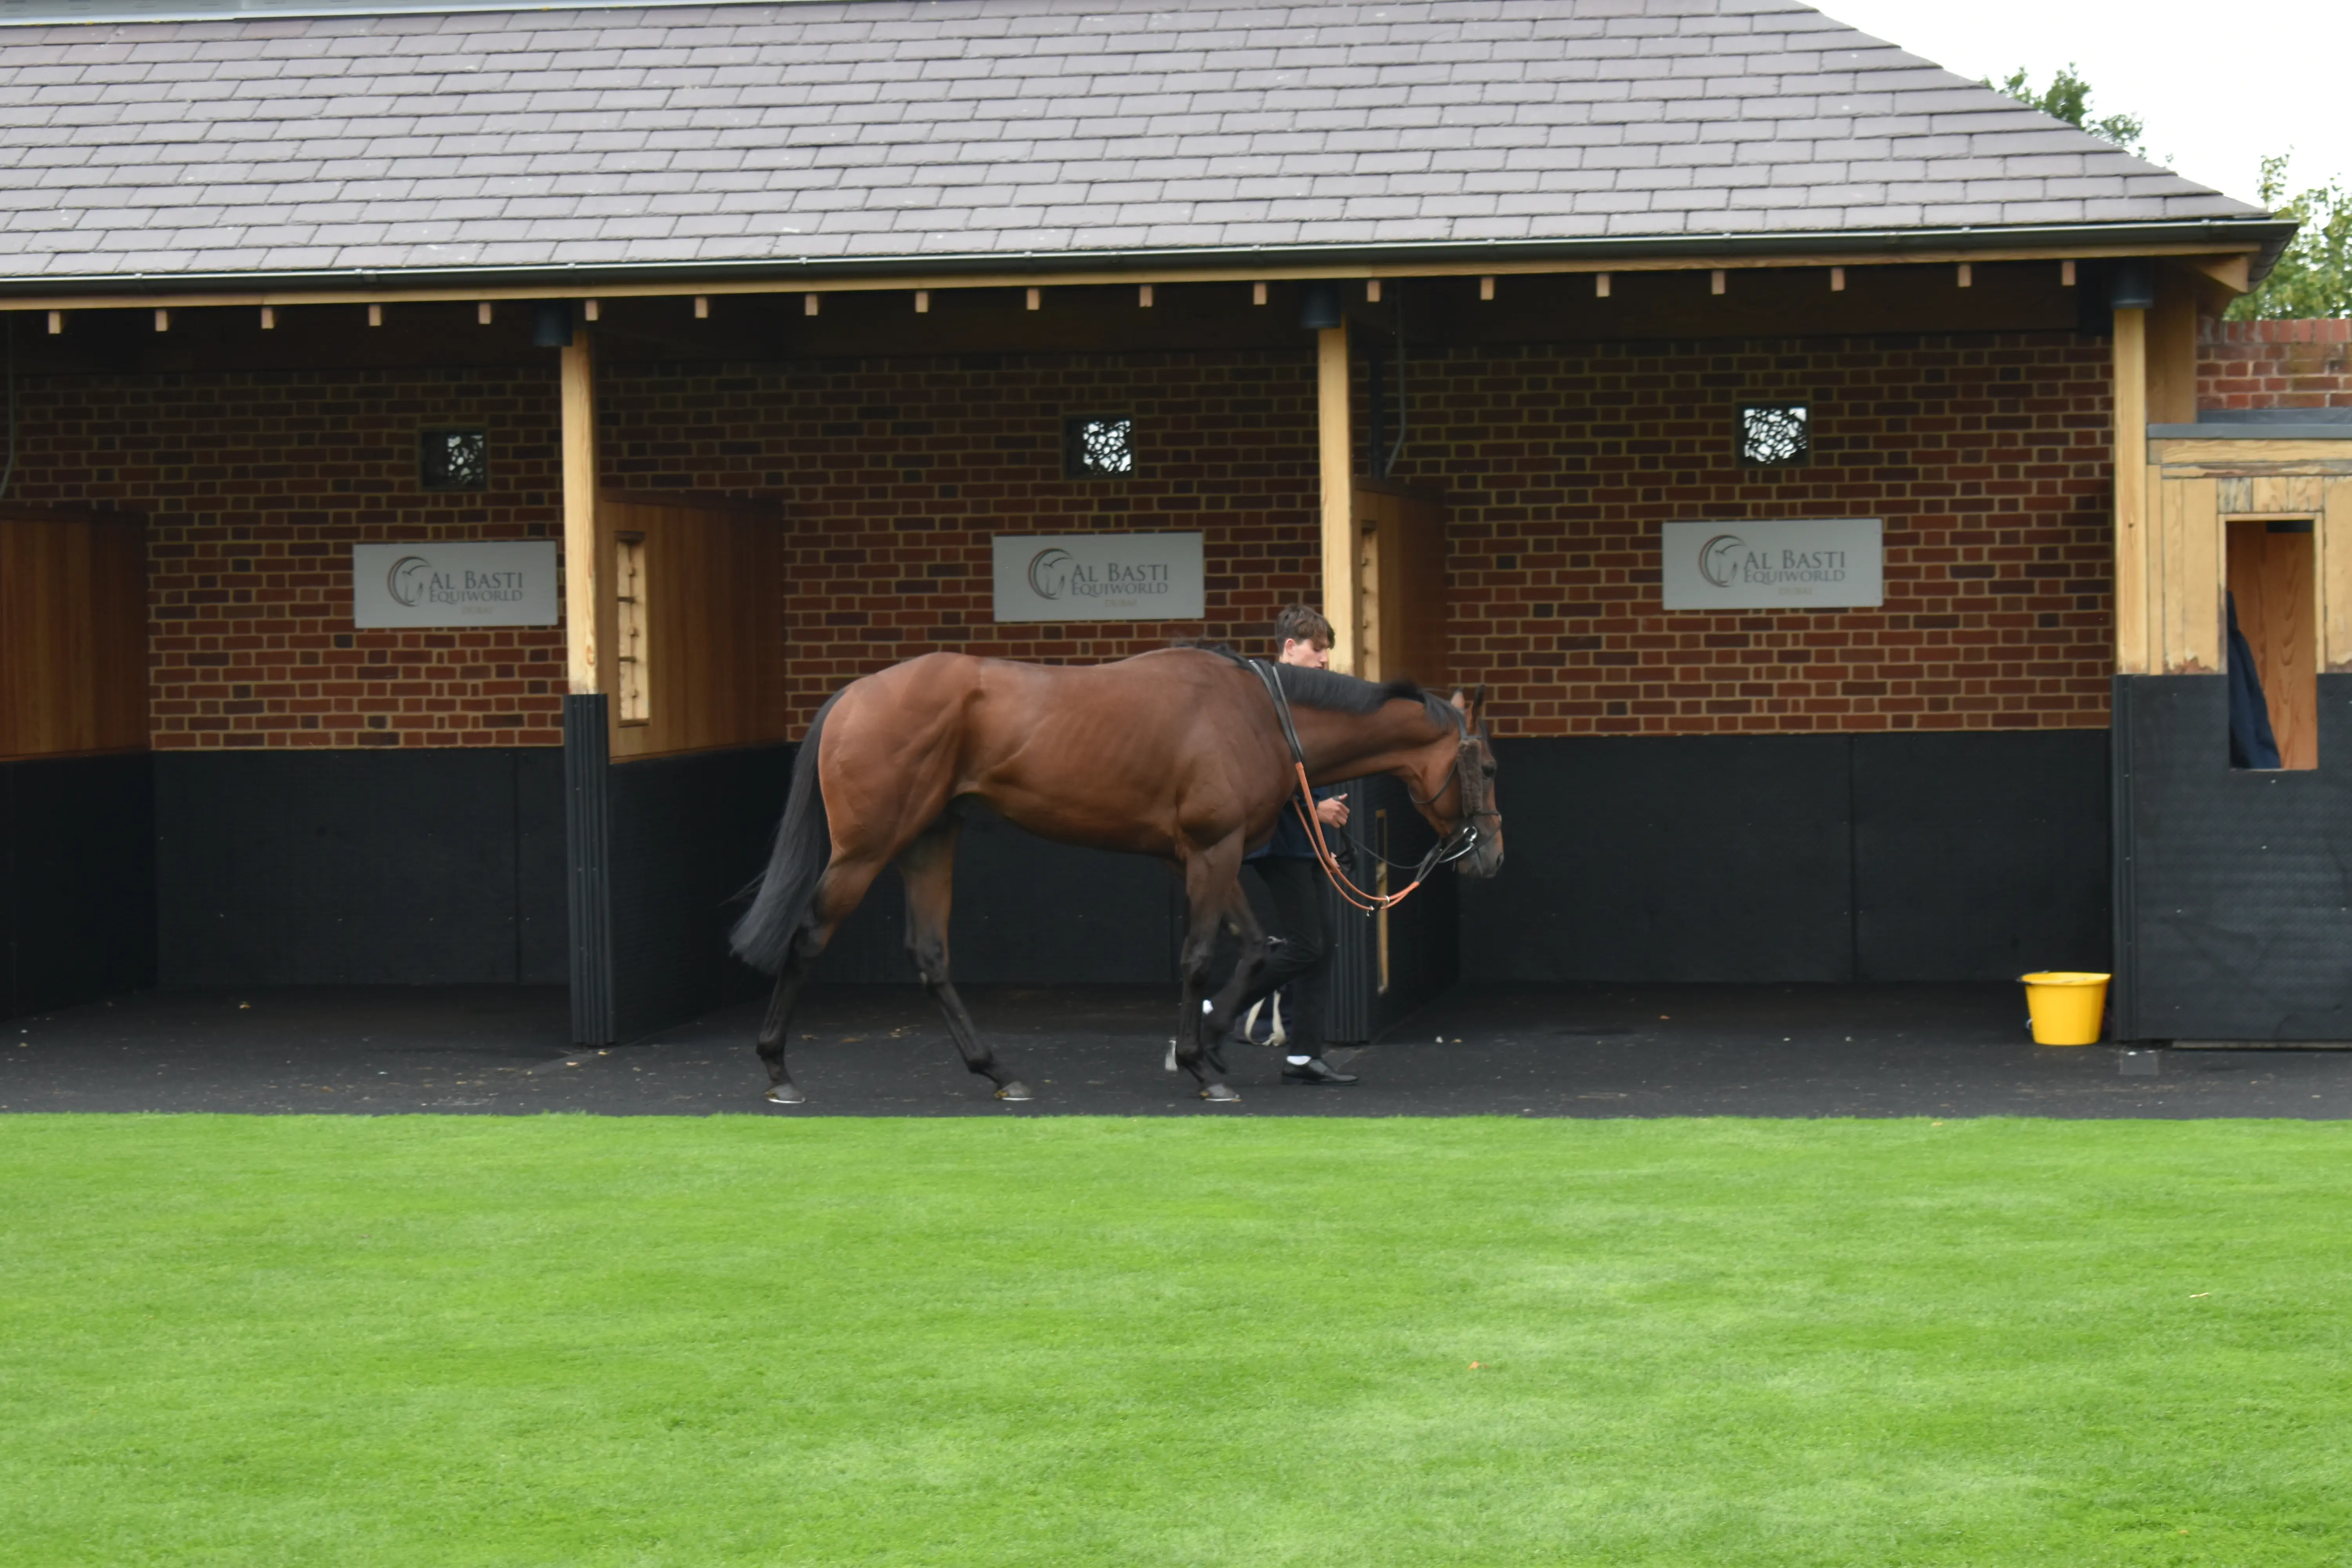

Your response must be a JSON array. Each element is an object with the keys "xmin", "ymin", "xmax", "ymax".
[
  {"xmin": 351, "ymin": 541, "xmax": 560, "ymax": 628},
  {"xmin": 1659, "ymin": 518, "xmax": 1883, "ymax": 610},
  {"xmin": 991, "ymin": 532, "xmax": 1205, "ymax": 621}
]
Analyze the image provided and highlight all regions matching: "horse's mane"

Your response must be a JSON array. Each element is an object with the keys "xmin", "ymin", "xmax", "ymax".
[
  {"xmin": 1270, "ymin": 662, "xmax": 1425, "ymax": 716},
  {"xmin": 1176, "ymin": 642, "xmax": 1455, "ymax": 729}
]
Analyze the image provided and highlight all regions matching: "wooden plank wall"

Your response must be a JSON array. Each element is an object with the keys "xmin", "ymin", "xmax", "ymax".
[
  {"xmin": 593, "ymin": 492, "xmax": 788, "ymax": 761},
  {"xmin": 2147, "ymin": 448, "xmax": 2352, "ymax": 678},
  {"xmin": 0, "ymin": 507, "xmax": 147, "ymax": 760},
  {"xmin": 1352, "ymin": 480, "xmax": 1448, "ymax": 690},
  {"xmin": 2144, "ymin": 441, "xmax": 2352, "ymax": 771}
]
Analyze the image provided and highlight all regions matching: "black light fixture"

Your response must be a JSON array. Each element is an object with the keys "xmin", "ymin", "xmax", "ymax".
[
  {"xmin": 1298, "ymin": 281, "xmax": 1343, "ymax": 330},
  {"xmin": 531, "ymin": 301, "xmax": 573, "ymax": 348},
  {"xmin": 2109, "ymin": 259, "xmax": 2156, "ymax": 310}
]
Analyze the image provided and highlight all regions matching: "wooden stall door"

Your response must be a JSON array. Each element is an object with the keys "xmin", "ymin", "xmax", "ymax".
[
  {"xmin": 593, "ymin": 493, "xmax": 788, "ymax": 760},
  {"xmin": 0, "ymin": 508, "xmax": 147, "ymax": 760},
  {"xmin": 1352, "ymin": 480, "xmax": 1447, "ymax": 688},
  {"xmin": 2226, "ymin": 514, "xmax": 2318, "ymax": 769}
]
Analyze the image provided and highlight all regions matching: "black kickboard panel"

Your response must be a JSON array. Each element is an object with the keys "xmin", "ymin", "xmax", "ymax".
[
  {"xmin": 1853, "ymin": 729, "xmax": 2109, "ymax": 981},
  {"xmin": 155, "ymin": 748, "xmax": 564, "ymax": 987},
  {"xmin": 1461, "ymin": 735, "xmax": 1855, "ymax": 982},
  {"xmin": 2118, "ymin": 674, "xmax": 2352, "ymax": 1040},
  {"xmin": 606, "ymin": 743, "xmax": 795, "ymax": 1041},
  {"xmin": 2, "ymin": 751, "xmax": 157, "ymax": 1020}
]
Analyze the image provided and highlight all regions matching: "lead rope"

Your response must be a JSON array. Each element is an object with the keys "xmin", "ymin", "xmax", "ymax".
[
  {"xmin": 1246, "ymin": 656, "xmax": 1465, "ymax": 914},
  {"xmin": 1287, "ymin": 761, "xmax": 1440, "ymax": 913}
]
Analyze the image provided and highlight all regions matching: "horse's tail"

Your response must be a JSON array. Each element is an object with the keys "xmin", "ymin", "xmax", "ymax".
[{"xmin": 729, "ymin": 688, "xmax": 845, "ymax": 975}]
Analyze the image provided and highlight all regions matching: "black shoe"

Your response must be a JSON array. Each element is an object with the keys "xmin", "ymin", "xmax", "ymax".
[{"xmin": 1281, "ymin": 1056, "xmax": 1359, "ymax": 1085}]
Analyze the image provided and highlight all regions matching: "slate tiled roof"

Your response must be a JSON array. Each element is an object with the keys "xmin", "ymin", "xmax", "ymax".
[{"xmin": 0, "ymin": 0, "xmax": 2278, "ymax": 288}]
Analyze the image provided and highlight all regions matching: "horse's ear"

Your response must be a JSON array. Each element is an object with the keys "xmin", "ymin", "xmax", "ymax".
[{"xmin": 1448, "ymin": 685, "xmax": 1487, "ymax": 729}]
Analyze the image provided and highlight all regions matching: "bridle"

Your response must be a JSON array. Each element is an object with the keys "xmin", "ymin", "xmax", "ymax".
[{"xmin": 1245, "ymin": 657, "xmax": 1493, "ymax": 914}]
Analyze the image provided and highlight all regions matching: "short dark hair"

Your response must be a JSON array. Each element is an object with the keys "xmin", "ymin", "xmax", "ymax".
[{"xmin": 1274, "ymin": 604, "xmax": 1333, "ymax": 652}]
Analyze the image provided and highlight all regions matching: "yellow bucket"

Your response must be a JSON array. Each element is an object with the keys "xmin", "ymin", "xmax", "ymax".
[{"xmin": 2021, "ymin": 972, "xmax": 2110, "ymax": 1045}]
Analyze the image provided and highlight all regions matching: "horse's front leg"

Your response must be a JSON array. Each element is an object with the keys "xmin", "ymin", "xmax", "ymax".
[{"xmin": 1174, "ymin": 838, "xmax": 1249, "ymax": 1103}]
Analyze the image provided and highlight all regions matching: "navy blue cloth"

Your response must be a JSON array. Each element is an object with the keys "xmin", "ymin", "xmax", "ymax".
[
  {"xmin": 2227, "ymin": 592, "xmax": 2283, "ymax": 771},
  {"xmin": 1251, "ymin": 784, "xmax": 1344, "ymax": 860}
]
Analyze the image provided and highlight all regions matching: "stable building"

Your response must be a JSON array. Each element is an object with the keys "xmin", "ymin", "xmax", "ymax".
[{"xmin": 0, "ymin": 0, "xmax": 2332, "ymax": 1045}]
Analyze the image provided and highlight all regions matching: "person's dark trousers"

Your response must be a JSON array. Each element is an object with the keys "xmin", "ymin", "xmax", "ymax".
[{"xmin": 1235, "ymin": 857, "xmax": 1328, "ymax": 1054}]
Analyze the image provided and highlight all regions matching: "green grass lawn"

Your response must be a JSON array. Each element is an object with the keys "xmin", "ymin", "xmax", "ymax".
[{"xmin": 2, "ymin": 1117, "xmax": 2346, "ymax": 1566}]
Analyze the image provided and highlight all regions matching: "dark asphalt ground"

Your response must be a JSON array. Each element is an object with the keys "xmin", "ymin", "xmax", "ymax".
[{"xmin": 4, "ymin": 982, "xmax": 2349, "ymax": 1117}]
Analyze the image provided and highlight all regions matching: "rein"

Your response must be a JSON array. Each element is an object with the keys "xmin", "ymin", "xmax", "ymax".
[{"xmin": 1243, "ymin": 657, "xmax": 1486, "ymax": 915}]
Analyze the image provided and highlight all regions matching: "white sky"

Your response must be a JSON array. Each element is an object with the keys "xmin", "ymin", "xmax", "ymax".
[{"xmin": 1817, "ymin": 0, "xmax": 2352, "ymax": 207}]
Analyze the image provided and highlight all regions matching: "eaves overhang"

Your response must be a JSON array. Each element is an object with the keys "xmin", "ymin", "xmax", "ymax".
[{"xmin": 0, "ymin": 218, "xmax": 2299, "ymax": 310}]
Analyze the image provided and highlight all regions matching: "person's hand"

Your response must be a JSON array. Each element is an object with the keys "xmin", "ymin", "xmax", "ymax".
[{"xmin": 1315, "ymin": 796, "xmax": 1350, "ymax": 829}]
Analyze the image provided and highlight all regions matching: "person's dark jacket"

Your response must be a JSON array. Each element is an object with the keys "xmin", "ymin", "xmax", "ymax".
[
  {"xmin": 2228, "ymin": 592, "xmax": 2283, "ymax": 771},
  {"xmin": 1251, "ymin": 784, "xmax": 1345, "ymax": 861}
]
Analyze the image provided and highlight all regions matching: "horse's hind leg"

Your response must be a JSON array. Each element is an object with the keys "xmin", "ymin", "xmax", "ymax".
[
  {"xmin": 899, "ymin": 820, "xmax": 1031, "ymax": 1102},
  {"xmin": 1173, "ymin": 838, "xmax": 1250, "ymax": 1102},
  {"xmin": 755, "ymin": 855, "xmax": 888, "ymax": 1105}
]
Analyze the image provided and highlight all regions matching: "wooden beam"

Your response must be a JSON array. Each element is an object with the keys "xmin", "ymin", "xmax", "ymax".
[
  {"xmin": 2154, "ymin": 439, "xmax": 2352, "ymax": 470},
  {"xmin": 1316, "ymin": 325, "xmax": 1358, "ymax": 676},
  {"xmin": 0, "ymin": 243, "xmax": 2261, "ymax": 316},
  {"xmin": 560, "ymin": 332, "xmax": 600, "ymax": 695},
  {"xmin": 2191, "ymin": 254, "xmax": 2251, "ymax": 294},
  {"xmin": 2114, "ymin": 307, "xmax": 2151, "ymax": 674},
  {"xmin": 2145, "ymin": 266, "xmax": 2200, "ymax": 426}
]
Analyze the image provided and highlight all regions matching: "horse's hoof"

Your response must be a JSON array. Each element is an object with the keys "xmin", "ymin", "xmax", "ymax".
[
  {"xmin": 1199, "ymin": 1083, "xmax": 1241, "ymax": 1103},
  {"xmin": 764, "ymin": 1084, "xmax": 806, "ymax": 1106},
  {"xmin": 995, "ymin": 1082, "xmax": 1034, "ymax": 1102}
]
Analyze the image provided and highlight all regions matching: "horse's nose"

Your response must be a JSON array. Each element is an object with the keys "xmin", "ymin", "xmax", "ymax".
[{"xmin": 1481, "ymin": 827, "xmax": 1505, "ymax": 877}]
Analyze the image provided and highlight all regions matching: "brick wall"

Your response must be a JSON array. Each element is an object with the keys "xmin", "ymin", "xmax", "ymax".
[
  {"xmin": 8, "ymin": 367, "xmax": 566, "ymax": 749},
  {"xmin": 604, "ymin": 332, "xmax": 2121, "ymax": 735},
  {"xmin": 1396, "ymin": 332, "xmax": 2116, "ymax": 733},
  {"xmin": 16, "ymin": 330, "xmax": 2133, "ymax": 746},
  {"xmin": 597, "ymin": 352, "xmax": 1325, "ymax": 728},
  {"xmin": 2200, "ymin": 318, "xmax": 2352, "ymax": 410}
]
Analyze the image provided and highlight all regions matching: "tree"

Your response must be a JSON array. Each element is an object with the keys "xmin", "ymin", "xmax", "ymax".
[
  {"xmin": 1988, "ymin": 64, "xmax": 2147, "ymax": 159},
  {"xmin": 1988, "ymin": 65, "xmax": 2344, "ymax": 318},
  {"xmin": 2226, "ymin": 155, "xmax": 2352, "ymax": 320}
]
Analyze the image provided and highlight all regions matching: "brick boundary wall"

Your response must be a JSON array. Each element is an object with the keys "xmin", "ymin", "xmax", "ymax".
[{"xmin": 2200, "ymin": 317, "xmax": 2352, "ymax": 410}]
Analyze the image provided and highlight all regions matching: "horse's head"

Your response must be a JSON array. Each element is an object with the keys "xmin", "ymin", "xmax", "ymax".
[{"xmin": 1435, "ymin": 686, "xmax": 1504, "ymax": 879}]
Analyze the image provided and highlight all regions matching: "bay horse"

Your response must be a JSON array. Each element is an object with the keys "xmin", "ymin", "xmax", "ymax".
[{"xmin": 728, "ymin": 646, "xmax": 1503, "ymax": 1103}]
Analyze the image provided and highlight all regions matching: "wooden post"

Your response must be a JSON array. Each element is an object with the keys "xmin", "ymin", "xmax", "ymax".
[
  {"xmin": 1316, "ymin": 325, "xmax": 1357, "ymax": 673},
  {"xmin": 561, "ymin": 332, "xmax": 600, "ymax": 694},
  {"xmin": 2146, "ymin": 268, "xmax": 2200, "ymax": 426},
  {"xmin": 2323, "ymin": 477, "xmax": 2352, "ymax": 672},
  {"xmin": 2113, "ymin": 307, "xmax": 2150, "ymax": 675}
]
